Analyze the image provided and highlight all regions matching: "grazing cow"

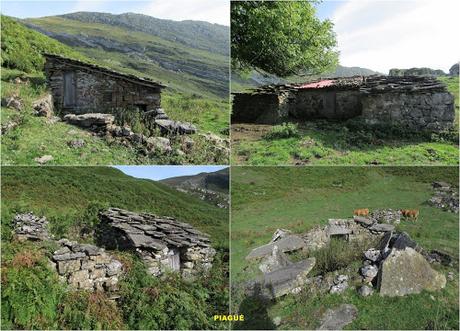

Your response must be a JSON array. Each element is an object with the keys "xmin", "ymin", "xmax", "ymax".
[
  {"xmin": 400, "ymin": 209, "xmax": 419, "ymax": 221},
  {"xmin": 353, "ymin": 208, "xmax": 369, "ymax": 216}
]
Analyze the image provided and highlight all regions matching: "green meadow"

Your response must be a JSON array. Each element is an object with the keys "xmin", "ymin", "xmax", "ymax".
[{"xmin": 231, "ymin": 166, "xmax": 459, "ymax": 330}]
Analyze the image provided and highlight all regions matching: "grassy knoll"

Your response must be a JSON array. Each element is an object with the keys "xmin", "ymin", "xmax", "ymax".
[
  {"xmin": 231, "ymin": 76, "xmax": 459, "ymax": 166},
  {"xmin": 1, "ymin": 166, "xmax": 229, "ymax": 330},
  {"xmin": 230, "ymin": 166, "xmax": 458, "ymax": 330}
]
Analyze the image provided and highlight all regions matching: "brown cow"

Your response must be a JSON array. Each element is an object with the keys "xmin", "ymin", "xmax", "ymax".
[
  {"xmin": 400, "ymin": 209, "xmax": 419, "ymax": 221},
  {"xmin": 353, "ymin": 208, "xmax": 369, "ymax": 217}
]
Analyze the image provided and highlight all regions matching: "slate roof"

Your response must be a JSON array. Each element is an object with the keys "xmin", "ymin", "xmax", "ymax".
[
  {"xmin": 99, "ymin": 208, "xmax": 211, "ymax": 250},
  {"xmin": 44, "ymin": 53, "xmax": 166, "ymax": 89},
  {"xmin": 232, "ymin": 75, "xmax": 448, "ymax": 95}
]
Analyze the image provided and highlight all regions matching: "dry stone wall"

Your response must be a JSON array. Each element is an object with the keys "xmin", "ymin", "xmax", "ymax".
[
  {"xmin": 13, "ymin": 212, "xmax": 52, "ymax": 241},
  {"xmin": 50, "ymin": 239, "xmax": 123, "ymax": 296}
]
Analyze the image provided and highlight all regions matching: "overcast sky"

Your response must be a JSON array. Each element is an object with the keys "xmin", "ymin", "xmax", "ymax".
[
  {"xmin": 317, "ymin": 0, "xmax": 460, "ymax": 73},
  {"xmin": 0, "ymin": 0, "xmax": 229, "ymax": 25},
  {"xmin": 114, "ymin": 166, "xmax": 227, "ymax": 181}
]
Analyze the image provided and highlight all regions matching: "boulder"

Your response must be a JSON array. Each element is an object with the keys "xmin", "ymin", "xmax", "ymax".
[
  {"xmin": 370, "ymin": 209, "xmax": 401, "ymax": 224},
  {"xmin": 259, "ymin": 245, "xmax": 292, "ymax": 273},
  {"xmin": 358, "ymin": 285, "xmax": 374, "ymax": 297},
  {"xmin": 34, "ymin": 155, "xmax": 54, "ymax": 165},
  {"xmin": 432, "ymin": 181, "xmax": 451, "ymax": 191},
  {"xmin": 246, "ymin": 235, "xmax": 307, "ymax": 260},
  {"xmin": 67, "ymin": 139, "xmax": 85, "ymax": 148},
  {"xmin": 364, "ymin": 248, "xmax": 381, "ymax": 262},
  {"xmin": 2, "ymin": 96, "xmax": 23, "ymax": 111},
  {"xmin": 318, "ymin": 304, "xmax": 358, "ymax": 330},
  {"xmin": 330, "ymin": 275, "xmax": 349, "ymax": 294},
  {"xmin": 353, "ymin": 216, "xmax": 374, "ymax": 226},
  {"xmin": 32, "ymin": 94, "xmax": 53, "ymax": 117},
  {"xmin": 146, "ymin": 137, "xmax": 172, "ymax": 154},
  {"xmin": 361, "ymin": 265, "xmax": 378, "ymax": 282},
  {"xmin": 391, "ymin": 232, "xmax": 417, "ymax": 250},
  {"xmin": 155, "ymin": 119, "xmax": 197, "ymax": 135},
  {"xmin": 378, "ymin": 247, "xmax": 446, "ymax": 297}
]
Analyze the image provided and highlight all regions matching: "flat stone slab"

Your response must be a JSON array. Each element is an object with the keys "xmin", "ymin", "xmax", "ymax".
[
  {"xmin": 378, "ymin": 247, "xmax": 446, "ymax": 297},
  {"xmin": 246, "ymin": 235, "xmax": 306, "ymax": 260},
  {"xmin": 327, "ymin": 225, "xmax": 352, "ymax": 236},
  {"xmin": 368, "ymin": 223, "xmax": 394, "ymax": 232},
  {"xmin": 353, "ymin": 216, "xmax": 374, "ymax": 226},
  {"xmin": 262, "ymin": 257, "xmax": 316, "ymax": 298},
  {"xmin": 318, "ymin": 304, "xmax": 358, "ymax": 330}
]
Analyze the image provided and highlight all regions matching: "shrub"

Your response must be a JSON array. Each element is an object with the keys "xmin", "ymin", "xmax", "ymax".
[
  {"xmin": 263, "ymin": 122, "xmax": 299, "ymax": 140},
  {"xmin": 118, "ymin": 257, "xmax": 215, "ymax": 330},
  {"xmin": 1, "ymin": 249, "xmax": 64, "ymax": 329},
  {"xmin": 57, "ymin": 291, "xmax": 125, "ymax": 330}
]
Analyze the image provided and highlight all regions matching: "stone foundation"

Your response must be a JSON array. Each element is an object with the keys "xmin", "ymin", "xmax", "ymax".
[{"xmin": 13, "ymin": 212, "xmax": 52, "ymax": 241}]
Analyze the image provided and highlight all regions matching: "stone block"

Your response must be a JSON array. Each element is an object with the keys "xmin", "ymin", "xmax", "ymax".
[{"xmin": 57, "ymin": 259, "xmax": 81, "ymax": 275}]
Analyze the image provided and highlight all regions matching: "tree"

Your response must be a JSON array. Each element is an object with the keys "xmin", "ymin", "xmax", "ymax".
[{"xmin": 231, "ymin": 1, "xmax": 339, "ymax": 77}]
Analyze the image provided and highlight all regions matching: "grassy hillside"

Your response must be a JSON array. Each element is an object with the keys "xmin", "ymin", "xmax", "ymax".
[
  {"xmin": 0, "ymin": 16, "xmax": 89, "ymax": 73},
  {"xmin": 231, "ymin": 166, "xmax": 458, "ymax": 330},
  {"xmin": 161, "ymin": 168, "xmax": 229, "ymax": 194},
  {"xmin": 23, "ymin": 13, "xmax": 229, "ymax": 99},
  {"xmin": 1, "ymin": 167, "xmax": 229, "ymax": 329},
  {"xmin": 1, "ymin": 166, "xmax": 228, "ymax": 246}
]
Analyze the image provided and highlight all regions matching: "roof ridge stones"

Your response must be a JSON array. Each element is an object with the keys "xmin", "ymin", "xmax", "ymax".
[
  {"xmin": 43, "ymin": 53, "xmax": 166, "ymax": 89},
  {"xmin": 233, "ymin": 75, "xmax": 449, "ymax": 96}
]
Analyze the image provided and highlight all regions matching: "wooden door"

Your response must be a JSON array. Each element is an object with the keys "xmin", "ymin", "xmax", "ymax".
[
  {"xmin": 322, "ymin": 91, "xmax": 336, "ymax": 119},
  {"xmin": 63, "ymin": 71, "xmax": 76, "ymax": 107},
  {"xmin": 168, "ymin": 249, "xmax": 180, "ymax": 271}
]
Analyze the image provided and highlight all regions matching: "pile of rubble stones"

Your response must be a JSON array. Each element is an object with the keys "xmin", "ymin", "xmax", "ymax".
[
  {"xmin": 51, "ymin": 239, "xmax": 122, "ymax": 296},
  {"xmin": 245, "ymin": 209, "xmax": 449, "ymax": 299},
  {"xmin": 428, "ymin": 181, "xmax": 458, "ymax": 213},
  {"xmin": 13, "ymin": 212, "xmax": 52, "ymax": 241}
]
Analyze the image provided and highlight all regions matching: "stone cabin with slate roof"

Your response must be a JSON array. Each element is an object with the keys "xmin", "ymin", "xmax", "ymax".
[
  {"xmin": 232, "ymin": 76, "xmax": 455, "ymax": 131},
  {"xmin": 44, "ymin": 54, "xmax": 166, "ymax": 115},
  {"xmin": 97, "ymin": 208, "xmax": 216, "ymax": 278}
]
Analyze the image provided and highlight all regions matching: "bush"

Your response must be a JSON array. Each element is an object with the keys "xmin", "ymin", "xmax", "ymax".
[
  {"xmin": 118, "ymin": 257, "xmax": 218, "ymax": 330},
  {"xmin": 58, "ymin": 291, "xmax": 125, "ymax": 330},
  {"xmin": 263, "ymin": 122, "xmax": 299, "ymax": 140},
  {"xmin": 1, "ymin": 248, "xmax": 64, "ymax": 329}
]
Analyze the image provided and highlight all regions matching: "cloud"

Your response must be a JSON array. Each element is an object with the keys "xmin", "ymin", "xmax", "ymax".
[
  {"xmin": 330, "ymin": 0, "xmax": 460, "ymax": 73},
  {"xmin": 140, "ymin": 0, "xmax": 229, "ymax": 26},
  {"xmin": 71, "ymin": 0, "xmax": 109, "ymax": 13}
]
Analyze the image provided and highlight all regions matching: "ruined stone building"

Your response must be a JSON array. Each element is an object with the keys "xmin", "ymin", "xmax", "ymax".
[
  {"xmin": 44, "ymin": 54, "xmax": 165, "ymax": 115},
  {"xmin": 98, "ymin": 208, "xmax": 216, "ymax": 277},
  {"xmin": 232, "ymin": 76, "xmax": 455, "ymax": 131}
]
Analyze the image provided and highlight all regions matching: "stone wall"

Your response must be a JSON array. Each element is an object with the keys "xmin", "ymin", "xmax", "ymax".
[
  {"xmin": 98, "ymin": 208, "xmax": 216, "ymax": 278},
  {"xmin": 44, "ymin": 56, "xmax": 162, "ymax": 115},
  {"xmin": 361, "ymin": 91, "xmax": 455, "ymax": 131},
  {"xmin": 13, "ymin": 212, "xmax": 52, "ymax": 241},
  {"xmin": 50, "ymin": 239, "xmax": 123, "ymax": 296},
  {"xmin": 232, "ymin": 93, "xmax": 289, "ymax": 124},
  {"xmin": 288, "ymin": 90, "xmax": 362, "ymax": 120}
]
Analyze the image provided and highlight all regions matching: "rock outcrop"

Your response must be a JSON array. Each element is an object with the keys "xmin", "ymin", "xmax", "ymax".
[
  {"xmin": 98, "ymin": 208, "xmax": 216, "ymax": 278},
  {"xmin": 13, "ymin": 212, "xmax": 52, "ymax": 241},
  {"xmin": 33, "ymin": 94, "xmax": 54, "ymax": 117},
  {"xmin": 51, "ymin": 239, "xmax": 123, "ymax": 296},
  {"xmin": 378, "ymin": 247, "xmax": 446, "ymax": 297}
]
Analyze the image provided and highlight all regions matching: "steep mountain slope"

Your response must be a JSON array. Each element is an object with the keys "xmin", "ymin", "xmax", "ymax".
[
  {"xmin": 21, "ymin": 12, "xmax": 229, "ymax": 98},
  {"xmin": 1, "ymin": 166, "xmax": 228, "ymax": 246},
  {"xmin": 161, "ymin": 168, "xmax": 229, "ymax": 208}
]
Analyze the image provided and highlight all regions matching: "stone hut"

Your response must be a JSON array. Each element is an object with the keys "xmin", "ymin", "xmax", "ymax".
[
  {"xmin": 97, "ymin": 208, "xmax": 216, "ymax": 278},
  {"xmin": 44, "ymin": 54, "xmax": 166, "ymax": 115},
  {"xmin": 232, "ymin": 76, "xmax": 455, "ymax": 131}
]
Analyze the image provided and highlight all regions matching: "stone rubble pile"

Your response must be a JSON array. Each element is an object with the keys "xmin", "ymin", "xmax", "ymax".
[
  {"xmin": 428, "ymin": 181, "xmax": 458, "ymax": 213},
  {"xmin": 13, "ymin": 212, "xmax": 52, "ymax": 241},
  {"xmin": 50, "ymin": 239, "xmax": 123, "ymax": 296},
  {"xmin": 98, "ymin": 208, "xmax": 216, "ymax": 278}
]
